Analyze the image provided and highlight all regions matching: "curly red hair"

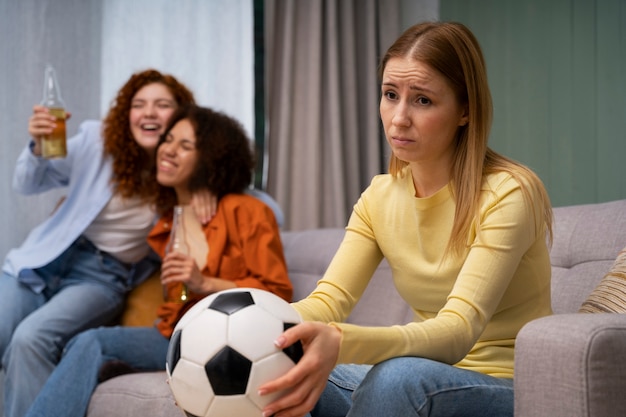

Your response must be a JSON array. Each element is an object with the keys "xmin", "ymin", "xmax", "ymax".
[{"xmin": 102, "ymin": 69, "xmax": 195, "ymax": 199}]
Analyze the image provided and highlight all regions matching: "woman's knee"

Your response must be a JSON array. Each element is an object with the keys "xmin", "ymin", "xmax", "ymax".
[
  {"xmin": 9, "ymin": 320, "xmax": 56, "ymax": 354},
  {"xmin": 353, "ymin": 358, "xmax": 513, "ymax": 417},
  {"xmin": 362, "ymin": 357, "xmax": 433, "ymax": 388},
  {"xmin": 353, "ymin": 358, "xmax": 443, "ymax": 406},
  {"xmin": 2, "ymin": 321, "xmax": 63, "ymax": 372},
  {"xmin": 63, "ymin": 327, "xmax": 108, "ymax": 355}
]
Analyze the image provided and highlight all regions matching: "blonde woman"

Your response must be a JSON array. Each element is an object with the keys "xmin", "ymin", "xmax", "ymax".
[{"xmin": 261, "ymin": 21, "xmax": 553, "ymax": 417}]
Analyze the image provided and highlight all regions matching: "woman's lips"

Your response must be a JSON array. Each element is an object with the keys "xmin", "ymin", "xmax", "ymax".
[
  {"xmin": 158, "ymin": 159, "xmax": 177, "ymax": 172},
  {"xmin": 141, "ymin": 123, "xmax": 161, "ymax": 131},
  {"xmin": 391, "ymin": 136, "xmax": 414, "ymax": 146}
]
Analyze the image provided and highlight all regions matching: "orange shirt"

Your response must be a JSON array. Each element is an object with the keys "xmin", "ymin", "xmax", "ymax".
[{"xmin": 148, "ymin": 193, "xmax": 292, "ymax": 338}]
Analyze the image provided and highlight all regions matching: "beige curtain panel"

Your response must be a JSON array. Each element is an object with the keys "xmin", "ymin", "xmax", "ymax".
[{"xmin": 264, "ymin": 0, "xmax": 403, "ymax": 231}]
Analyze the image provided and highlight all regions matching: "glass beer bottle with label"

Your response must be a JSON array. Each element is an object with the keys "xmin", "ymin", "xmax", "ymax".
[
  {"xmin": 164, "ymin": 206, "xmax": 190, "ymax": 303},
  {"xmin": 40, "ymin": 64, "xmax": 67, "ymax": 158}
]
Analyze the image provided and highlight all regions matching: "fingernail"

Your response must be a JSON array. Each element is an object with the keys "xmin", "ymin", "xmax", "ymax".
[{"xmin": 274, "ymin": 336, "xmax": 285, "ymax": 348}]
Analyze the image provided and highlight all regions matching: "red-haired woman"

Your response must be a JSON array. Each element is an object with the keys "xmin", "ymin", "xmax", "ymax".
[{"xmin": 0, "ymin": 69, "xmax": 198, "ymax": 417}]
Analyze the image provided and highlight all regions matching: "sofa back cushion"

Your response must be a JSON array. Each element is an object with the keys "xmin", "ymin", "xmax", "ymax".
[
  {"xmin": 549, "ymin": 199, "xmax": 626, "ymax": 314},
  {"xmin": 280, "ymin": 228, "xmax": 414, "ymax": 326}
]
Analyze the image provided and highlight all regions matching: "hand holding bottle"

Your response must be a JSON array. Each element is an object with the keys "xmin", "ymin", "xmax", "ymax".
[
  {"xmin": 38, "ymin": 64, "xmax": 68, "ymax": 158},
  {"xmin": 162, "ymin": 206, "xmax": 190, "ymax": 302},
  {"xmin": 160, "ymin": 250, "xmax": 205, "ymax": 297},
  {"xmin": 28, "ymin": 105, "xmax": 71, "ymax": 157},
  {"xmin": 161, "ymin": 251, "xmax": 236, "ymax": 298}
]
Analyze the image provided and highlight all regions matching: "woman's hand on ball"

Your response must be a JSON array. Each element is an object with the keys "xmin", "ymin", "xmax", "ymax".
[{"xmin": 258, "ymin": 322, "xmax": 341, "ymax": 417}]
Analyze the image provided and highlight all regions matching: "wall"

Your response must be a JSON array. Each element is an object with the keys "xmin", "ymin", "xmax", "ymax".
[
  {"xmin": 441, "ymin": 0, "xmax": 626, "ymax": 207},
  {"xmin": 401, "ymin": 0, "xmax": 439, "ymax": 28},
  {"xmin": 0, "ymin": 0, "xmax": 103, "ymax": 265}
]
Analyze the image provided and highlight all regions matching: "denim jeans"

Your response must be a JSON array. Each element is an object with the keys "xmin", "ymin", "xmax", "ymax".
[
  {"xmin": 24, "ymin": 326, "xmax": 169, "ymax": 417},
  {"xmin": 0, "ymin": 237, "xmax": 131, "ymax": 417},
  {"xmin": 310, "ymin": 358, "xmax": 514, "ymax": 417}
]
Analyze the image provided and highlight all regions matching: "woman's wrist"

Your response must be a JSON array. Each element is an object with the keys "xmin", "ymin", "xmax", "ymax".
[
  {"xmin": 29, "ymin": 140, "xmax": 43, "ymax": 157},
  {"xmin": 201, "ymin": 277, "xmax": 236, "ymax": 295}
]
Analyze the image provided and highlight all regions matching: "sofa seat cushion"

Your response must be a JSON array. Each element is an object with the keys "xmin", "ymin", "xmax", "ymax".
[
  {"xmin": 88, "ymin": 372, "xmax": 178, "ymax": 417},
  {"xmin": 580, "ymin": 248, "xmax": 626, "ymax": 313},
  {"xmin": 120, "ymin": 272, "xmax": 162, "ymax": 327}
]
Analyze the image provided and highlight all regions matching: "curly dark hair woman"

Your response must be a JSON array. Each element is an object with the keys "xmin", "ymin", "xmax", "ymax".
[
  {"xmin": 152, "ymin": 104, "xmax": 255, "ymax": 217},
  {"xmin": 103, "ymin": 69, "xmax": 195, "ymax": 199}
]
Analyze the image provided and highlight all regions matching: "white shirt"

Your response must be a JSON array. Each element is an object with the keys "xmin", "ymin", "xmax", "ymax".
[{"xmin": 83, "ymin": 194, "xmax": 155, "ymax": 263}]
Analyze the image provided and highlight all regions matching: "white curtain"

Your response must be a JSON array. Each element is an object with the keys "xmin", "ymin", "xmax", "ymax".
[
  {"xmin": 0, "ymin": 0, "xmax": 254, "ymax": 263},
  {"xmin": 100, "ymin": 0, "xmax": 255, "ymax": 136}
]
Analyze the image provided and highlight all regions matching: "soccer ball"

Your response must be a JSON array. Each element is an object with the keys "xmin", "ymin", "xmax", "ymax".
[{"xmin": 166, "ymin": 288, "xmax": 304, "ymax": 417}]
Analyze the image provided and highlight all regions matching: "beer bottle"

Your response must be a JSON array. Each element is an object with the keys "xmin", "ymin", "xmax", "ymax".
[
  {"xmin": 164, "ymin": 206, "xmax": 190, "ymax": 302},
  {"xmin": 40, "ymin": 64, "xmax": 67, "ymax": 158}
]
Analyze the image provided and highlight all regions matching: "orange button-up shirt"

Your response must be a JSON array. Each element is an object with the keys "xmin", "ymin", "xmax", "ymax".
[{"xmin": 148, "ymin": 193, "xmax": 292, "ymax": 338}]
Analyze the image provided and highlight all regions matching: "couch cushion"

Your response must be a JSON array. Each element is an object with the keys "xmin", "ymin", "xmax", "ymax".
[
  {"xmin": 549, "ymin": 199, "xmax": 626, "ymax": 313},
  {"xmin": 280, "ymin": 228, "xmax": 414, "ymax": 326},
  {"xmin": 121, "ymin": 272, "xmax": 162, "ymax": 326},
  {"xmin": 88, "ymin": 372, "xmax": 179, "ymax": 417},
  {"xmin": 579, "ymin": 248, "xmax": 626, "ymax": 313}
]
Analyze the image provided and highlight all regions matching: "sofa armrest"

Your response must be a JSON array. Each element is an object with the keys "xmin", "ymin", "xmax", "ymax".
[{"xmin": 514, "ymin": 313, "xmax": 626, "ymax": 417}]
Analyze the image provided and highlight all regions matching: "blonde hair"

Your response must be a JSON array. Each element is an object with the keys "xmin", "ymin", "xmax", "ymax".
[{"xmin": 380, "ymin": 22, "xmax": 552, "ymax": 255}]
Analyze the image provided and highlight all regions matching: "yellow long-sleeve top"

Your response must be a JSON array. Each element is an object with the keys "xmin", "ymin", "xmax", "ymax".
[{"xmin": 292, "ymin": 169, "xmax": 552, "ymax": 378}]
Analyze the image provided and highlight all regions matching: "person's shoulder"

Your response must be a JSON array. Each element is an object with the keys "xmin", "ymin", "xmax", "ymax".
[
  {"xmin": 220, "ymin": 193, "xmax": 278, "ymax": 225},
  {"xmin": 68, "ymin": 120, "xmax": 104, "ymax": 156},
  {"xmin": 79, "ymin": 119, "xmax": 101, "ymax": 128},
  {"xmin": 367, "ymin": 172, "xmax": 398, "ymax": 191},
  {"xmin": 484, "ymin": 169, "xmax": 538, "ymax": 193},
  {"xmin": 484, "ymin": 170, "xmax": 516, "ymax": 188},
  {"xmin": 73, "ymin": 120, "xmax": 103, "ymax": 144},
  {"xmin": 362, "ymin": 171, "xmax": 406, "ymax": 200},
  {"xmin": 482, "ymin": 170, "xmax": 532, "ymax": 205},
  {"xmin": 482, "ymin": 171, "xmax": 521, "ymax": 194},
  {"xmin": 221, "ymin": 193, "xmax": 269, "ymax": 212},
  {"xmin": 77, "ymin": 119, "xmax": 102, "ymax": 134},
  {"xmin": 370, "ymin": 172, "xmax": 393, "ymax": 184}
]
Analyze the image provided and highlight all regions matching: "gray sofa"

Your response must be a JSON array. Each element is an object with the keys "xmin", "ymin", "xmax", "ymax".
[
  {"xmin": 1, "ymin": 199, "xmax": 625, "ymax": 416},
  {"xmin": 514, "ymin": 198, "xmax": 626, "ymax": 417}
]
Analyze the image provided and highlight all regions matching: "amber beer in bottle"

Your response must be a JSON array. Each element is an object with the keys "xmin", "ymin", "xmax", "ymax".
[
  {"xmin": 40, "ymin": 65, "xmax": 67, "ymax": 158},
  {"xmin": 164, "ymin": 206, "xmax": 190, "ymax": 303}
]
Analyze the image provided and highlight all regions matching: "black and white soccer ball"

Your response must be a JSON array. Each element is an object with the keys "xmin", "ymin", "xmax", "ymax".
[{"xmin": 166, "ymin": 288, "xmax": 304, "ymax": 417}]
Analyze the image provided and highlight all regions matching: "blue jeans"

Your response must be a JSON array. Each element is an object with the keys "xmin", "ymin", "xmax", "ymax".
[
  {"xmin": 0, "ymin": 237, "xmax": 131, "ymax": 417},
  {"xmin": 310, "ymin": 358, "xmax": 514, "ymax": 417},
  {"xmin": 25, "ymin": 326, "xmax": 169, "ymax": 417}
]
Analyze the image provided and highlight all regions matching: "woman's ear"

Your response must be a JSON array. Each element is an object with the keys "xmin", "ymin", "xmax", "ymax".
[{"xmin": 458, "ymin": 105, "xmax": 469, "ymax": 126}]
